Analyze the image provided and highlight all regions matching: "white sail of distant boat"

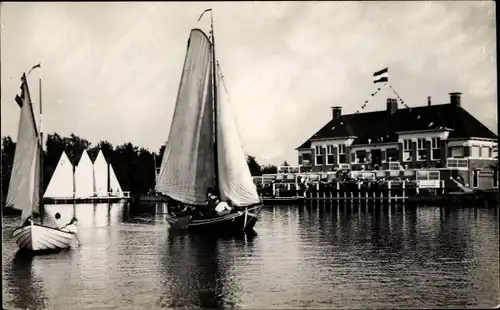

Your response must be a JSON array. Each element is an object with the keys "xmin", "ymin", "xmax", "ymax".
[
  {"xmin": 43, "ymin": 150, "xmax": 74, "ymax": 199},
  {"xmin": 93, "ymin": 150, "xmax": 108, "ymax": 197},
  {"xmin": 10, "ymin": 69, "xmax": 77, "ymax": 252},
  {"xmin": 155, "ymin": 12, "xmax": 262, "ymax": 232},
  {"xmin": 75, "ymin": 150, "xmax": 94, "ymax": 198},
  {"xmin": 108, "ymin": 163, "xmax": 123, "ymax": 196}
]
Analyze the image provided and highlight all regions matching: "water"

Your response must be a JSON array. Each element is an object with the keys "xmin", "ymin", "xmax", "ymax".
[{"xmin": 2, "ymin": 202, "xmax": 499, "ymax": 309}]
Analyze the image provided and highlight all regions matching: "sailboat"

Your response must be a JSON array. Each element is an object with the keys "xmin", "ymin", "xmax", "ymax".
[
  {"xmin": 8, "ymin": 69, "xmax": 78, "ymax": 252},
  {"xmin": 155, "ymin": 10, "xmax": 263, "ymax": 233}
]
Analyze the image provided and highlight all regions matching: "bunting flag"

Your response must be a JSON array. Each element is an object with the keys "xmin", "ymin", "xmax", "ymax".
[
  {"xmin": 373, "ymin": 68, "xmax": 388, "ymax": 83},
  {"xmin": 388, "ymin": 84, "xmax": 411, "ymax": 110},
  {"xmin": 355, "ymin": 83, "xmax": 385, "ymax": 114}
]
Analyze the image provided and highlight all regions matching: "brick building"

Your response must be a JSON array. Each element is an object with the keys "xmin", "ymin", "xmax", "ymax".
[{"xmin": 296, "ymin": 92, "xmax": 498, "ymax": 189}]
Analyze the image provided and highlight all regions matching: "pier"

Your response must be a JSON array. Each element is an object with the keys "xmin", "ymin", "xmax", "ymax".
[
  {"xmin": 43, "ymin": 191, "xmax": 131, "ymax": 204},
  {"xmin": 254, "ymin": 167, "xmax": 498, "ymax": 207}
]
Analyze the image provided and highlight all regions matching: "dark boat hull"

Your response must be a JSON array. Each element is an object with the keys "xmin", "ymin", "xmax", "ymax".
[{"xmin": 165, "ymin": 204, "xmax": 263, "ymax": 233}]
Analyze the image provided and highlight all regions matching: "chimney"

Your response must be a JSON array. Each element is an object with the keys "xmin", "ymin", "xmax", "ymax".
[
  {"xmin": 386, "ymin": 98, "xmax": 398, "ymax": 115},
  {"xmin": 331, "ymin": 106, "xmax": 342, "ymax": 119},
  {"xmin": 449, "ymin": 92, "xmax": 462, "ymax": 107},
  {"xmin": 428, "ymin": 96, "xmax": 431, "ymax": 106}
]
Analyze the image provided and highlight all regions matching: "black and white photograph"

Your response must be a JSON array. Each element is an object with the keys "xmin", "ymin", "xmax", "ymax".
[{"xmin": 1, "ymin": 1, "xmax": 498, "ymax": 309}]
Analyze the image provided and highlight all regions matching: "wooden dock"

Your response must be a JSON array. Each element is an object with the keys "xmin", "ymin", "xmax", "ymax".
[{"xmin": 43, "ymin": 191, "xmax": 131, "ymax": 204}]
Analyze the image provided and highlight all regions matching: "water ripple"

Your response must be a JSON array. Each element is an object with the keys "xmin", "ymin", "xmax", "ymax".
[{"xmin": 2, "ymin": 203, "xmax": 499, "ymax": 309}]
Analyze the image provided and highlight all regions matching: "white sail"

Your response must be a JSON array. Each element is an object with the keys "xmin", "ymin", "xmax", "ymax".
[
  {"xmin": 74, "ymin": 150, "xmax": 94, "ymax": 198},
  {"xmin": 43, "ymin": 151, "xmax": 74, "ymax": 199},
  {"xmin": 93, "ymin": 150, "xmax": 108, "ymax": 197},
  {"xmin": 155, "ymin": 29, "xmax": 215, "ymax": 205},
  {"xmin": 6, "ymin": 74, "xmax": 41, "ymax": 223},
  {"xmin": 109, "ymin": 163, "xmax": 123, "ymax": 195},
  {"xmin": 216, "ymin": 71, "xmax": 260, "ymax": 206}
]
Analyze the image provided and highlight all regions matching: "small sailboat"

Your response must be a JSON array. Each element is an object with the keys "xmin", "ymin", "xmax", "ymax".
[
  {"xmin": 8, "ymin": 68, "xmax": 78, "ymax": 252},
  {"xmin": 155, "ymin": 10, "xmax": 263, "ymax": 233}
]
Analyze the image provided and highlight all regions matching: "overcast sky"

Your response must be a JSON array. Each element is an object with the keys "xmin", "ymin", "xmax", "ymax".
[{"xmin": 1, "ymin": 1, "xmax": 496, "ymax": 165}]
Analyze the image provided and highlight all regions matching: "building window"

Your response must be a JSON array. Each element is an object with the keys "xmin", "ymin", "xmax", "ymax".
[
  {"xmin": 355, "ymin": 150, "xmax": 367, "ymax": 163},
  {"xmin": 386, "ymin": 148, "xmax": 399, "ymax": 162},
  {"xmin": 451, "ymin": 147, "xmax": 464, "ymax": 158},
  {"xmin": 326, "ymin": 145, "xmax": 335, "ymax": 165},
  {"xmin": 417, "ymin": 138, "xmax": 426, "ymax": 161},
  {"xmin": 471, "ymin": 146, "xmax": 480, "ymax": 157},
  {"xmin": 302, "ymin": 152, "xmax": 311, "ymax": 165},
  {"xmin": 338, "ymin": 144, "xmax": 346, "ymax": 164},
  {"xmin": 315, "ymin": 145, "xmax": 324, "ymax": 165},
  {"xmin": 431, "ymin": 138, "xmax": 441, "ymax": 160},
  {"xmin": 481, "ymin": 146, "xmax": 490, "ymax": 158},
  {"xmin": 403, "ymin": 139, "xmax": 412, "ymax": 161}
]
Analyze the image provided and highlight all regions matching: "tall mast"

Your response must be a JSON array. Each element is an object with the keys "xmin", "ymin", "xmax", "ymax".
[
  {"xmin": 38, "ymin": 75, "xmax": 44, "ymax": 224},
  {"xmin": 72, "ymin": 163, "xmax": 76, "ymax": 218},
  {"xmin": 210, "ymin": 12, "xmax": 219, "ymax": 192},
  {"xmin": 153, "ymin": 153, "xmax": 158, "ymax": 185}
]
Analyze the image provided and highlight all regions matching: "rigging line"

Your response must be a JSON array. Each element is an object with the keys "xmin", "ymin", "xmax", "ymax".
[{"xmin": 216, "ymin": 61, "xmax": 231, "ymax": 103}]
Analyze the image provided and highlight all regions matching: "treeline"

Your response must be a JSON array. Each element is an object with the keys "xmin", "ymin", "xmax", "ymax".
[{"xmin": 1, "ymin": 133, "xmax": 279, "ymax": 197}]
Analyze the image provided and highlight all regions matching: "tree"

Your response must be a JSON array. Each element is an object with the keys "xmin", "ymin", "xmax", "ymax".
[
  {"xmin": 261, "ymin": 164, "xmax": 277, "ymax": 174},
  {"xmin": 246, "ymin": 155, "xmax": 262, "ymax": 176},
  {"xmin": 1, "ymin": 136, "xmax": 16, "ymax": 200}
]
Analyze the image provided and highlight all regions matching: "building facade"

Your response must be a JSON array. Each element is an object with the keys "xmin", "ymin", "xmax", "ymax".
[{"xmin": 296, "ymin": 93, "xmax": 498, "ymax": 189}]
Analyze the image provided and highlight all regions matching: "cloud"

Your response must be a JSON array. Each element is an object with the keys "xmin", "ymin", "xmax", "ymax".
[{"xmin": 1, "ymin": 1, "xmax": 496, "ymax": 166}]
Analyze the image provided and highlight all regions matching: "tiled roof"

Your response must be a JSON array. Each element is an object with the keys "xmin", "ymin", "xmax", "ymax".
[{"xmin": 296, "ymin": 103, "xmax": 497, "ymax": 149}]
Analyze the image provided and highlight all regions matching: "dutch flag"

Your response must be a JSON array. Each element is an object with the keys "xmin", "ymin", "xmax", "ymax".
[{"xmin": 373, "ymin": 68, "xmax": 388, "ymax": 83}]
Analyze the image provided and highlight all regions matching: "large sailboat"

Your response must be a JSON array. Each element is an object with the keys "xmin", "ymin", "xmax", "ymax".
[
  {"xmin": 155, "ymin": 10, "xmax": 263, "ymax": 232},
  {"xmin": 8, "ymin": 69, "xmax": 78, "ymax": 252}
]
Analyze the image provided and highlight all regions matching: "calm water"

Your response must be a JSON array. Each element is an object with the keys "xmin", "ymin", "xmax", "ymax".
[{"xmin": 2, "ymin": 202, "xmax": 499, "ymax": 309}]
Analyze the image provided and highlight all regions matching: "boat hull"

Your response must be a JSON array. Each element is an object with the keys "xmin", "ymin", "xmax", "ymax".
[
  {"xmin": 12, "ymin": 223, "xmax": 76, "ymax": 252},
  {"xmin": 166, "ymin": 204, "xmax": 263, "ymax": 233}
]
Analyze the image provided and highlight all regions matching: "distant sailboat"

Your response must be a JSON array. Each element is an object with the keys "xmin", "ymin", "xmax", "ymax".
[
  {"xmin": 93, "ymin": 150, "xmax": 108, "ymax": 197},
  {"xmin": 74, "ymin": 150, "xmax": 94, "ymax": 198},
  {"xmin": 155, "ymin": 10, "xmax": 262, "ymax": 232},
  {"xmin": 43, "ymin": 150, "xmax": 74, "ymax": 199},
  {"xmin": 9, "ymin": 69, "xmax": 77, "ymax": 252},
  {"xmin": 108, "ymin": 162, "xmax": 123, "ymax": 197}
]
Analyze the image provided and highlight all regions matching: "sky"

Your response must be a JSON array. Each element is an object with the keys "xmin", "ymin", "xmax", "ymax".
[{"xmin": 1, "ymin": 1, "xmax": 497, "ymax": 166}]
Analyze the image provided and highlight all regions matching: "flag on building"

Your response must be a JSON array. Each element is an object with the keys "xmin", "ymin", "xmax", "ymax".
[{"xmin": 373, "ymin": 68, "xmax": 388, "ymax": 83}]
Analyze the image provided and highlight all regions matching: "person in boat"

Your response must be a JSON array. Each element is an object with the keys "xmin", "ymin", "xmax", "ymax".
[
  {"xmin": 61, "ymin": 217, "xmax": 78, "ymax": 233},
  {"xmin": 22, "ymin": 216, "xmax": 33, "ymax": 227},
  {"xmin": 213, "ymin": 197, "xmax": 233, "ymax": 217}
]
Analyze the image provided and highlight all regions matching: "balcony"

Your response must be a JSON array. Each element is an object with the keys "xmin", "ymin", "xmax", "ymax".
[
  {"xmin": 388, "ymin": 161, "xmax": 401, "ymax": 170},
  {"xmin": 446, "ymin": 158, "xmax": 468, "ymax": 169}
]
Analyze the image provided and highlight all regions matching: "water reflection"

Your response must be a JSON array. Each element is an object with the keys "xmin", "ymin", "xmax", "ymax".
[
  {"xmin": 2, "ymin": 202, "xmax": 498, "ymax": 309},
  {"xmin": 6, "ymin": 253, "xmax": 47, "ymax": 309}
]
